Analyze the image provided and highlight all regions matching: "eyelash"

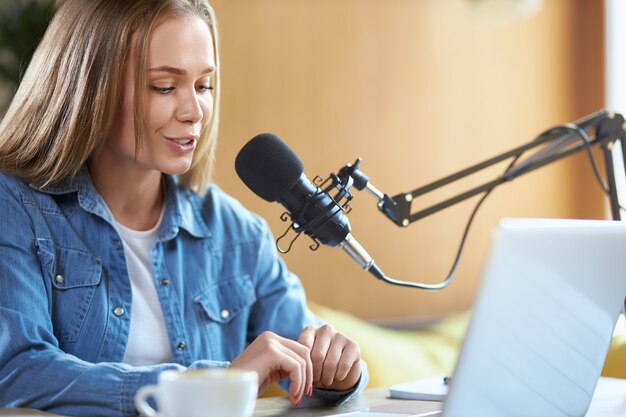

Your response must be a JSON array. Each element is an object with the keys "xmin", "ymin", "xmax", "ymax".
[
  {"xmin": 150, "ymin": 85, "xmax": 214, "ymax": 94},
  {"xmin": 151, "ymin": 86, "xmax": 175, "ymax": 94},
  {"xmin": 197, "ymin": 85, "xmax": 214, "ymax": 93}
]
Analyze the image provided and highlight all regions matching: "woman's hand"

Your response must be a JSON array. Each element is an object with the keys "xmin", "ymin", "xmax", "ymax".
[
  {"xmin": 297, "ymin": 324, "xmax": 361, "ymax": 392},
  {"xmin": 230, "ymin": 331, "xmax": 312, "ymax": 405}
]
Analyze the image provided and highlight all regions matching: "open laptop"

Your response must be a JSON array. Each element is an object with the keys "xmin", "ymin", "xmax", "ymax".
[{"xmin": 329, "ymin": 218, "xmax": 626, "ymax": 417}]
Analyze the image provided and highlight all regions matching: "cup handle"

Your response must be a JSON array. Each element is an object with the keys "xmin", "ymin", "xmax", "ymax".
[{"xmin": 134, "ymin": 384, "xmax": 161, "ymax": 417}]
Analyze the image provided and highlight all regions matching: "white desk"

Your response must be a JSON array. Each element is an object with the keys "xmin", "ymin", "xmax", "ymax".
[
  {"xmin": 253, "ymin": 377, "xmax": 626, "ymax": 417},
  {"xmin": 1, "ymin": 377, "xmax": 625, "ymax": 417},
  {"xmin": 585, "ymin": 377, "xmax": 626, "ymax": 417}
]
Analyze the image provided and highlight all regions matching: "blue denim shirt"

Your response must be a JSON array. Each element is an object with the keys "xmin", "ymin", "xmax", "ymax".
[{"xmin": 0, "ymin": 168, "xmax": 367, "ymax": 417}]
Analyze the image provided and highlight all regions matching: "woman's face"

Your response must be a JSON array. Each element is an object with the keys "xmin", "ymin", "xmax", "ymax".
[{"xmin": 107, "ymin": 15, "xmax": 215, "ymax": 177}]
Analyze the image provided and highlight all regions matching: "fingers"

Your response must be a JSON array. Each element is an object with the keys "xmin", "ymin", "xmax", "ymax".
[
  {"xmin": 231, "ymin": 325, "xmax": 362, "ymax": 406},
  {"xmin": 298, "ymin": 326, "xmax": 316, "ymax": 396},
  {"xmin": 297, "ymin": 326, "xmax": 315, "ymax": 395},
  {"xmin": 309, "ymin": 325, "xmax": 332, "ymax": 383},
  {"xmin": 264, "ymin": 336, "xmax": 306, "ymax": 403},
  {"xmin": 297, "ymin": 325, "xmax": 316, "ymax": 350},
  {"xmin": 266, "ymin": 334, "xmax": 311, "ymax": 404},
  {"xmin": 334, "ymin": 341, "xmax": 360, "ymax": 381},
  {"xmin": 231, "ymin": 331, "xmax": 312, "ymax": 406},
  {"xmin": 278, "ymin": 343, "xmax": 308, "ymax": 404},
  {"xmin": 300, "ymin": 324, "xmax": 362, "ymax": 391}
]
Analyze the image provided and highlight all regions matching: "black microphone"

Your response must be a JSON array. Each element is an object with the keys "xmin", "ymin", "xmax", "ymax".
[{"xmin": 235, "ymin": 133, "xmax": 385, "ymax": 280}]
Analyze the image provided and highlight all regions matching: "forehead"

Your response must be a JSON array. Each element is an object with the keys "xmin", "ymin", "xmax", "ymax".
[{"xmin": 148, "ymin": 15, "xmax": 215, "ymax": 70}]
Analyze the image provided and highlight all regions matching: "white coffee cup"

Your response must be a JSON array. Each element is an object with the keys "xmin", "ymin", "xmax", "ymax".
[{"xmin": 134, "ymin": 368, "xmax": 258, "ymax": 417}]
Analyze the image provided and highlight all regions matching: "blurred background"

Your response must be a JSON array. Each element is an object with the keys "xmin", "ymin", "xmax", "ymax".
[{"xmin": 0, "ymin": 0, "xmax": 619, "ymax": 323}]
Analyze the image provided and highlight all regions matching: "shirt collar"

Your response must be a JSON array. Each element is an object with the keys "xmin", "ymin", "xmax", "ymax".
[
  {"xmin": 160, "ymin": 175, "xmax": 212, "ymax": 240},
  {"xmin": 32, "ymin": 167, "xmax": 212, "ymax": 240}
]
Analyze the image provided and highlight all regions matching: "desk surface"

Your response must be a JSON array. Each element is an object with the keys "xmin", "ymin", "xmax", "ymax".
[
  {"xmin": 254, "ymin": 379, "xmax": 626, "ymax": 417},
  {"xmin": 2, "ymin": 378, "xmax": 625, "ymax": 417},
  {"xmin": 254, "ymin": 388, "xmax": 441, "ymax": 417},
  {"xmin": 0, "ymin": 388, "xmax": 442, "ymax": 417}
]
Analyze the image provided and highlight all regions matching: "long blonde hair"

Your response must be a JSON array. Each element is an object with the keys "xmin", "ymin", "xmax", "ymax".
[{"xmin": 0, "ymin": 0, "xmax": 220, "ymax": 193}]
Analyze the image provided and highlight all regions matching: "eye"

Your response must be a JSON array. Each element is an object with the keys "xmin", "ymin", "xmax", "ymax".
[
  {"xmin": 151, "ymin": 85, "xmax": 175, "ymax": 94},
  {"xmin": 197, "ymin": 84, "xmax": 214, "ymax": 93}
]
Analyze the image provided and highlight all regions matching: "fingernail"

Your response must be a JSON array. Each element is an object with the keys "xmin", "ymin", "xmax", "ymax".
[
  {"xmin": 308, "ymin": 385, "xmax": 313, "ymax": 396},
  {"xmin": 296, "ymin": 398, "xmax": 302, "ymax": 407}
]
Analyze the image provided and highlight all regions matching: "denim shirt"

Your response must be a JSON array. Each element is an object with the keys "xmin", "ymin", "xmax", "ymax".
[{"xmin": 0, "ymin": 168, "xmax": 367, "ymax": 417}]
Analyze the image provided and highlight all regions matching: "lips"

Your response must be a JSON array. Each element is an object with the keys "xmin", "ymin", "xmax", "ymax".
[
  {"xmin": 173, "ymin": 138, "xmax": 194, "ymax": 145},
  {"xmin": 166, "ymin": 135, "xmax": 198, "ymax": 144},
  {"xmin": 164, "ymin": 135, "xmax": 198, "ymax": 153}
]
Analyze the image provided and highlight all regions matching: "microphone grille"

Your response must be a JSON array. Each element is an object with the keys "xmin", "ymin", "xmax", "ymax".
[{"xmin": 235, "ymin": 133, "xmax": 304, "ymax": 202}]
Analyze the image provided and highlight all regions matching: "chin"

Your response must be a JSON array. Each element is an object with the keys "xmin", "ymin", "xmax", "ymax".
[{"xmin": 162, "ymin": 162, "xmax": 193, "ymax": 177}]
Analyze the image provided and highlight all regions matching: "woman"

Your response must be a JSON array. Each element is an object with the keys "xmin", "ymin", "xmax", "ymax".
[{"xmin": 0, "ymin": 1, "xmax": 367, "ymax": 416}]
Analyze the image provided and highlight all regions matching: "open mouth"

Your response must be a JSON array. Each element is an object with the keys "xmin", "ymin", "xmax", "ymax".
[
  {"xmin": 172, "ymin": 138, "xmax": 195, "ymax": 145},
  {"xmin": 165, "ymin": 136, "xmax": 198, "ymax": 152}
]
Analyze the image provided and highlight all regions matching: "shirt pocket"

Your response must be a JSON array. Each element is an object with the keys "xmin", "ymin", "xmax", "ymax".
[
  {"xmin": 36, "ymin": 238, "xmax": 103, "ymax": 343},
  {"xmin": 193, "ymin": 275, "xmax": 257, "ymax": 357}
]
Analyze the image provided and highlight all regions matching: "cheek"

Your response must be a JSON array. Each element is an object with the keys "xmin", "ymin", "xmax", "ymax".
[
  {"xmin": 110, "ymin": 103, "xmax": 136, "ymax": 151},
  {"xmin": 200, "ymin": 96, "xmax": 215, "ymax": 126},
  {"xmin": 147, "ymin": 98, "xmax": 175, "ymax": 131}
]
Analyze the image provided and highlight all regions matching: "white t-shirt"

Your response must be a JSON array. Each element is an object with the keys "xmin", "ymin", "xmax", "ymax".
[{"xmin": 117, "ymin": 213, "xmax": 172, "ymax": 366}]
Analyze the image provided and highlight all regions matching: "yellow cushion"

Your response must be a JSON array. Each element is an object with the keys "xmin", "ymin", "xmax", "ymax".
[
  {"xmin": 262, "ymin": 303, "xmax": 626, "ymax": 396},
  {"xmin": 603, "ymin": 315, "xmax": 626, "ymax": 379},
  {"xmin": 310, "ymin": 302, "xmax": 626, "ymax": 385},
  {"xmin": 308, "ymin": 301, "xmax": 467, "ymax": 387},
  {"xmin": 260, "ymin": 302, "xmax": 466, "ymax": 397}
]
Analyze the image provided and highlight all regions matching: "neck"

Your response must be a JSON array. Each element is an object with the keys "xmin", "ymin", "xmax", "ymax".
[{"xmin": 89, "ymin": 159, "xmax": 165, "ymax": 231}]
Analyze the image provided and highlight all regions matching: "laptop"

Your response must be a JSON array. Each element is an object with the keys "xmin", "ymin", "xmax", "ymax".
[{"xmin": 330, "ymin": 218, "xmax": 626, "ymax": 417}]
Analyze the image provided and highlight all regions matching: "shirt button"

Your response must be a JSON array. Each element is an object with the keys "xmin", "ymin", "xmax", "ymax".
[
  {"xmin": 176, "ymin": 341, "xmax": 186, "ymax": 350},
  {"xmin": 113, "ymin": 240, "xmax": 122, "ymax": 250},
  {"xmin": 160, "ymin": 278, "xmax": 170, "ymax": 286},
  {"xmin": 113, "ymin": 307, "xmax": 125, "ymax": 317},
  {"xmin": 54, "ymin": 274, "xmax": 64, "ymax": 285},
  {"xmin": 220, "ymin": 309, "xmax": 230, "ymax": 320}
]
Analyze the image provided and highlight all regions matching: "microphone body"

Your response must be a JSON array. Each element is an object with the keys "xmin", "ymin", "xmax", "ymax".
[
  {"xmin": 279, "ymin": 174, "xmax": 377, "ymax": 272},
  {"xmin": 278, "ymin": 173, "xmax": 350, "ymax": 247},
  {"xmin": 235, "ymin": 133, "xmax": 382, "ymax": 276}
]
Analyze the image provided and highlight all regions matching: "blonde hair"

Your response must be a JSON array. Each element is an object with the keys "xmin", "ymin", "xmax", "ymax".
[{"xmin": 0, "ymin": 0, "xmax": 220, "ymax": 193}]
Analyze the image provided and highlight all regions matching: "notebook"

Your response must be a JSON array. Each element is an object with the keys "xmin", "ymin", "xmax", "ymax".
[
  {"xmin": 388, "ymin": 376, "xmax": 449, "ymax": 401},
  {"xmin": 386, "ymin": 218, "xmax": 626, "ymax": 417}
]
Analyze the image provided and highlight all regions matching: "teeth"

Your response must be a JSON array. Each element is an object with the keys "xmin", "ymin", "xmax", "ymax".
[{"xmin": 175, "ymin": 139, "xmax": 193, "ymax": 145}]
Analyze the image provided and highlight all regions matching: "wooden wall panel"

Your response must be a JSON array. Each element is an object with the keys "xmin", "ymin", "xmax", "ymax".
[{"xmin": 210, "ymin": 0, "xmax": 605, "ymax": 320}]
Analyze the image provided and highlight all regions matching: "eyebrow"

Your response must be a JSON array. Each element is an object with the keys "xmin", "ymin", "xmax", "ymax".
[{"xmin": 148, "ymin": 66, "xmax": 215, "ymax": 75}]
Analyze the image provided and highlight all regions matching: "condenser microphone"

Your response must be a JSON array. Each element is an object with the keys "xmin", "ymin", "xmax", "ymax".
[{"xmin": 235, "ymin": 133, "xmax": 385, "ymax": 280}]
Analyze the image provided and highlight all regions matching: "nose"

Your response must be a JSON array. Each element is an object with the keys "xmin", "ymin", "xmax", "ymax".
[{"xmin": 176, "ymin": 90, "xmax": 204, "ymax": 124}]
